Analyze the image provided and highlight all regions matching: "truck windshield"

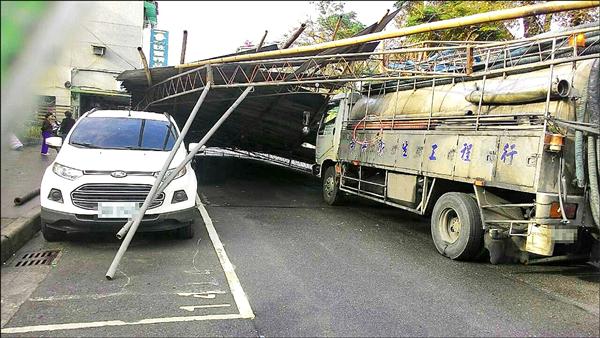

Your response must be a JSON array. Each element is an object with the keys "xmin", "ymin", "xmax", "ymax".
[
  {"xmin": 318, "ymin": 103, "xmax": 339, "ymax": 135},
  {"xmin": 69, "ymin": 117, "xmax": 177, "ymax": 151}
]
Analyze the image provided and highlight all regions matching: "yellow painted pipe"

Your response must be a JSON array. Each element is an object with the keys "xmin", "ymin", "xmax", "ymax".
[{"xmin": 176, "ymin": 1, "xmax": 599, "ymax": 69}]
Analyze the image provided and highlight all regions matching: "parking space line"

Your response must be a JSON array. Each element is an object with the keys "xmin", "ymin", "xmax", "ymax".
[
  {"xmin": 0, "ymin": 314, "xmax": 245, "ymax": 334},
  {"xmin": 196, "ymin": 195, "xmax": 255, "ymax": 319},
  {"xmin": 0, "ymin": 196, "xmax": 255, "ymax": 334}
]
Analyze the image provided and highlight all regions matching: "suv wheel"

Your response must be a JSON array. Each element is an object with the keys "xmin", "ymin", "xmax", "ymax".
[
  {"xmin": 41, "ymin": 222, "xmax": 64, "ymax": 242},
  {"xmin": 177, "ymin": 223, "xmax": 194, "ymax": 239}
]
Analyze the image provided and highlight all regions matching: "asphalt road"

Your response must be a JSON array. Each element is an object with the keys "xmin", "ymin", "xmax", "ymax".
[{"xmin": 1, "ymin": 157, "xmax": 599, "ymax": 337}]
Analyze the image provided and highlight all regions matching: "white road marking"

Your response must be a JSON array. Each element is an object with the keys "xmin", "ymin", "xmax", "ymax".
[
  {"xmin": 194, "ymin": 294, "xmax": 216, "ymax": 299},
  {"xmin": 29, "ymin": 293, "xmax": 126, "ymax": 302},
  {"xmin": 183, "ymin": 269, "xmax": 211, "ymax": 275},
  {"xmin": 177, "ymin": 291, "xmax": 226, "ymax": 297},
  {"xmin": 186, "ymin": 281, "xmax": 219, "ymax": 286},
  {"xmin": 1, "ymin": 195, "xmax": 255, "ymax": 334},
  {"xmin": 30, "ymin": 290, "xmax": 226, "ymax": 302},
  {"xmin": 1, "ymin": 314, "xmax": 245, "ymax": 334},
  {"xmin": 179, "ymin": 304, "xmax": 231, "ymax": 312},
  {"xmin": 196, "ymin": 195, "xmax": 255, "ymax": 319},
  {"xmin": 177, "ymin": 291, "xmax": 226, "ymax": 299}
]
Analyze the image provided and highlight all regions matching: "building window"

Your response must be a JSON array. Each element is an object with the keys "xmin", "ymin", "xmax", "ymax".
[{"xmin": 92, "ymin": 45, "xmax": 106, "ymax": 56}]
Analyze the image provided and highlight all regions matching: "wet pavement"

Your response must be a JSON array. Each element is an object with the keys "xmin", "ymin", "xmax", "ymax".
[{"xmin": 1, "ymin": 144, "xmax": 56, "ymax": 226}]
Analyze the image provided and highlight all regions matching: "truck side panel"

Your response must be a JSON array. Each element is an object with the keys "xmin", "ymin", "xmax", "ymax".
[{"xmin": 341, "ymin": 129, "xmax": 544, "ymax": 192}]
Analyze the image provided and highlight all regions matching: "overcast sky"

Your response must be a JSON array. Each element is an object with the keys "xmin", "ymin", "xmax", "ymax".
[{"xmin": 143, "ymin": 1, "xmax": 397, "ymax": 65}]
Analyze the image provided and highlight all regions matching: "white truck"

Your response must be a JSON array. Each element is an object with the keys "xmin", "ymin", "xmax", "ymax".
[{"xmin": 313, "ymin": 26, "xmax": 600, "ymax": 264}]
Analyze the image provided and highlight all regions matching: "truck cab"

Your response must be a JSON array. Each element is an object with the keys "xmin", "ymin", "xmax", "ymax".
[{"xmin": 314, "ymin": 92, "xmax": 361, "ymax": 178}]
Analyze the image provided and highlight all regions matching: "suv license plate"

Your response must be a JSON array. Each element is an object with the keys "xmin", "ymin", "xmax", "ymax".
[{"xmin": 98, "ymin": 202, "xmax": 140, "ymax": 219}]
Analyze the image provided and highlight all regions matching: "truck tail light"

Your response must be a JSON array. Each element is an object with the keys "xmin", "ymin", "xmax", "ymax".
[
  {"xmin": 569, "ymin": 33, "xmax": 585, "ymax": 47},
  {"xmin": 544, "ymin": 133, "xmax": 564, "ymax": 152},
  {"xmin": 549, "ymin": 202, "xmax": 577, "ymax": 219}
]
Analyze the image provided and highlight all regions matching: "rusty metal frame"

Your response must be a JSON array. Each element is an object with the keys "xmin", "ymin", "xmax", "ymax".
[{"xmin": 134, "ymin": 26, "xmax": 599, "ymax": 112}]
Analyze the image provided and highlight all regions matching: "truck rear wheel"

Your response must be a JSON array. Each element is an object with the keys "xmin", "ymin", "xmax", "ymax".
[
  {"xmin": 431, "ymin": 192, "xmax": 483, "ymax": 260},
  {"xmin": 323, "ymin": 166, "xmax": 343, "ymax": 205}
]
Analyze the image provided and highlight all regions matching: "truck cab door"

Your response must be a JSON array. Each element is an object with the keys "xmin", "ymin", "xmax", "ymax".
[{"xmin": 315, "ymin": 101, "xmax": 340, "ymax": 164}]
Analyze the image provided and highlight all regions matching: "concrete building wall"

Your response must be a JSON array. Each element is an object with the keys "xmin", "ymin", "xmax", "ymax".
[{"xmin": 37, "ymin": 1, "xmax": 144, "ymax": 116}]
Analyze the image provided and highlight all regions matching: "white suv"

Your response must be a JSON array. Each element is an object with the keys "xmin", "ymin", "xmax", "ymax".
[{"xmin": 40, "ymin": 110, "xmax": 198, "ymax": 241}]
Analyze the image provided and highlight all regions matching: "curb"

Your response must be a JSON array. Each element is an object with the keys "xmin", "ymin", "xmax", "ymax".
[{"xmin": 1, "ymin": 208, "xmax": 41, "ymax": 264}]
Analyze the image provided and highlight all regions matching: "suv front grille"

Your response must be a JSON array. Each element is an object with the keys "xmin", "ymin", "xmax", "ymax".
[{"xmin": 71, "ymin": 183, "xmax": 164, "ymax": 210}]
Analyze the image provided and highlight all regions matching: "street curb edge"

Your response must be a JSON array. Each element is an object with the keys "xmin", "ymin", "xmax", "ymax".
[{"xmin": 1, "ymin": 210, "xmax": 41, "ymax": 264}]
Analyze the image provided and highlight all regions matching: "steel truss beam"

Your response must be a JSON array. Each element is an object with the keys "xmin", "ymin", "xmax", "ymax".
[{"xmin": 134, "ymin": 27, "xmax": 599, "ymax": 111}]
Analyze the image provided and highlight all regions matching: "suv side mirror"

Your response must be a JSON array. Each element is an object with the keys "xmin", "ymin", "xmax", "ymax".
[
  {"xmin": 46, "ymin": 136, "xmax": 63, "ymax": 149},
  {"xmin": 188, "ymin": 143, "xmax": 206, "ymax": 154}
]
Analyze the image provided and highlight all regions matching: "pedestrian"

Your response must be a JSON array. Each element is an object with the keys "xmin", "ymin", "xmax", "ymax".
[
  {"xmin": 40, "ymin": 112, "xmax": 56, "ymax": 156},
  {"xmin": 58, "ymin": 111, "xmax": 76, "ymax": 139}
]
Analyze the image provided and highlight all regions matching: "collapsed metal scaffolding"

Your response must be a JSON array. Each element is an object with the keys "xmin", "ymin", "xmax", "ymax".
[{"xmin": 106, "ymin": 1, "xmax": 600, "ymax": 279}]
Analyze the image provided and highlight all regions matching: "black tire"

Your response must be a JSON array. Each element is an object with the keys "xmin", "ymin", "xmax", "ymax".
[
  {"xmin": 41, "ymin": 222, "xmax": 64, "ymax": 242},
  {"xmin": 431, "ymin": 192, "xmax": 483, "ymax": 260},
  {"xmin": 176, "ymin": 223, "xmax": 194, "ymax": 239},
  {"xmin": 323, "ymin": 166, "xmax": 343, "ymax": 206}
]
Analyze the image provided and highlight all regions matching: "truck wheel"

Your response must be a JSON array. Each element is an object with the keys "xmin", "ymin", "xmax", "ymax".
[
  {"xmin": 431, "ymin": 192, "xmax": 483, "ymax": 260},
  {"xmin": 323, "ymin": 166, "xmax": 343, "ymax": 206},
  {"xmin": 41, "ymin": 222, "xmax": 64, "ymax": 242},
  {"xmin": 177, "ymin": 222, "xmax": 195, "ymax": 239}
]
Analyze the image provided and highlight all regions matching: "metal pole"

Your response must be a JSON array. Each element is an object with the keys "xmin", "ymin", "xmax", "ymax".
[
  {"xmin": 175, "ymin": 1, "xmax": 598, "ymax": 69},
  {"xmin": 180, "ymin": 30, "xmax": 188, "ymax": 64},
  {"xmin": 332, "ymin": 16, "xmax": 343, "ymax": 41},
  {"xmin": 256, "ymin": 30, "xmax": 268, "ymax": 52},
  {"xmin": 106, "ymin": 86, "xmax": 254, "ymax": 280},
  {"xmin": 137, "ymin": 47, "xmax": 153, "ymax": 87},
  {"xmin": 283, "ymin": 23, "xmax": 307, "ymax": 49},
  {"xmin": 476, "ymin": 49, "xmax": 492, "ymax": 130},
  {"xmin": 115, "ymin": 83, "xmax": 213, "ymax": 239},
  {"xmin": 153, "ymin": 86, "xmax": 255, "ymax": 198},
  {"xmin": 106, "ymin": 83, "xmax": 213, "ymax": 280}
]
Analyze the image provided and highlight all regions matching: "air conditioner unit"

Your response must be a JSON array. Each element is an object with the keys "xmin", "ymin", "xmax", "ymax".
[{"xmin": 92, "ymin": 45, "xmax": 106, "ymax": 56}]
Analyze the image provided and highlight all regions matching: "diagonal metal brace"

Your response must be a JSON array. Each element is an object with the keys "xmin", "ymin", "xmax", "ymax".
[
  {"xmin": 106, "ymin": 85, "xmax": 254, "ymax": 280},
  {"xmin": 115, "ymin": 83, "xmax": 212, "ymax": 240},
  {"xmin": 152, "ymin": 86, "xmax": 255, "ymax": 199}
]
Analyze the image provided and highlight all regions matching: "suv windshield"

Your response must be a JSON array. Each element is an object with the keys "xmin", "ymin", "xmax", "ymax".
[{"xmin": 69, "ymin": 117, "xmax": 177, "ymax": 151}]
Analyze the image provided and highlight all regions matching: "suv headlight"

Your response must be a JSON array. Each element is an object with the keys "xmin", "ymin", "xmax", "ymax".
[
  {"xmin": 53, "ymin": 163, "xmax": 83, "ymax": 180},
  {"xmin": 154, "ymin": 166, "xmax": 187, "ymax": 180}
]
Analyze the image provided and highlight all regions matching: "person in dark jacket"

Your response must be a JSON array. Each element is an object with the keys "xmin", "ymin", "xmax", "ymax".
[
  {"xmin": 41, "ymin": 112, "xmax": 56, "ymax": 156},
  {"xmin": 59, "ymin": 111, "xmax": 76, "ymax": 139}
]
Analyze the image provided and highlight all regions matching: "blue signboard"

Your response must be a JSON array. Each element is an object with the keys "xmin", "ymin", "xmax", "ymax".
[{"xmin": 149, "ymin": 28, "xmax": 169, "ymax": 67}]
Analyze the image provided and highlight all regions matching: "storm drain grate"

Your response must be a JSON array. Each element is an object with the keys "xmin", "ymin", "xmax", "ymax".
[{"xmin": 14, "ymin": 250, "xmax": 61, "ymax": 267}]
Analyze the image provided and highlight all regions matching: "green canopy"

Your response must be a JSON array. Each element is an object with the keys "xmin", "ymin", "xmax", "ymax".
[{"xmin": 144, "ymin": 1, "xmax": 157, "ymax": 27}]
